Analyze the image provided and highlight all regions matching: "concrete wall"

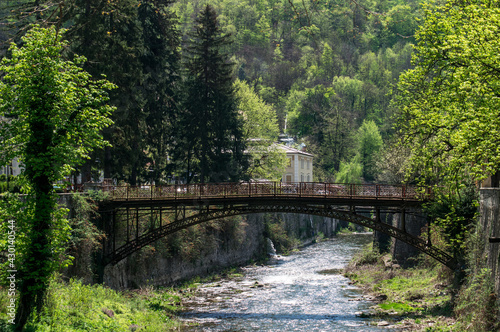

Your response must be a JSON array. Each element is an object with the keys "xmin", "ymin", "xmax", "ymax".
[
  {"xmin": 100, "ymin": 213, "xmax": 338, "ymax": 289},
  {"xmin": 103, "ymin": 215, "xmax": 267, "ymax": 289},
  {"xmin": 479, "ymin": 188, "xmax": 500, "ymax": 294}
]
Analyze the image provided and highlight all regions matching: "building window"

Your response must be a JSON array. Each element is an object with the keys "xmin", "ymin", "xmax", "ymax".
[
  {"xmin": 307, "ymin": 174, "xmax": 310, "ymax": 182},
  {"xmin": 301, "ymin": 158, "xmax": 304, "ymax": 169},
  {"xmin": 286, "ymin": 175, "xmax": 292, "ymax": 183},
  {"xmin": 301, "ymin": 174, "xmax": 304, "ymax": 182},
  {"xmin": 307, "ymin": 159, "xmax": 310, "ymax": 170}
]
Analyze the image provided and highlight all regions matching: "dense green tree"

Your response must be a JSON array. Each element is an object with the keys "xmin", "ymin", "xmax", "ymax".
[
  {"xmin": 286, "ymin": 85, "xmax": 356, "ymax": 180},
  {"xmin": 178, "ymin": 4, "xmax": 247, "ymax": 183},
  {"xmin": 335, "ymin": 155, "xmax": 363, "ymax": 184},
  {"xmin": 395, "ymin": 0, "xmax": 500, "ymax": 188},
  {"xmin": 65, "ymin": 0, "xmax": 144, "ymax": 184},
  {"xmin": 2, "ymin": 0, "xmax": 422, "ymax": 186},
  {"xmin": 65, "ymin": 0, "xmax": 181, "ymax": 185},
  {"xmin": 0, "ymin": 26, "xmax": 114, "ymax": 330},
  {"xmin": 234, "ymin": 79, "xmax": 287, "ymax": 180},
  {"xmin": 138, "ymin": 0, "xmax": 181, "ymax": 184},
  {"xmin": 357, "ymin": 119, "xmax": 383, "ymax": 181}
]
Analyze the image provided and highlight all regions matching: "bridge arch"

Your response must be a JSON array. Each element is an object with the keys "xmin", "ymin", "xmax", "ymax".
[{"xmin": 100, "ymin": 201, "xmax": 456, "ymax": 270}]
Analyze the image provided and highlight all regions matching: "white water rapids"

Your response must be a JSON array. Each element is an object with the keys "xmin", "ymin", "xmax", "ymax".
[{"xmin": 180, "ymin": 233, "xmax": 395, "ymax": 331}]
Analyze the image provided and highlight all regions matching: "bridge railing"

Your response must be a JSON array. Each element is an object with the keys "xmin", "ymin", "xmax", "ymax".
[{"xmin": 107, "ymin": 182, "xmax": 428, "ymax": 201}]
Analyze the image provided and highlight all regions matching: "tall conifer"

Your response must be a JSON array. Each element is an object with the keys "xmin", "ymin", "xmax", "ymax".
[
  {"xmin": 178, "ymin": 4, "xmax": 247, "ymax": 183},
  {"xmin": 66, "ymin": 0, "xmax": 180, "ymax": 185},
  {"xmin": 138, "ymin": 0, "xmax": 181, "ymax": 184}
]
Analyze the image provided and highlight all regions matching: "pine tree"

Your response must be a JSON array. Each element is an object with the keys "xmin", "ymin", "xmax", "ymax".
[
  {"xmin": 66, "ymin": 0, "xmax": 181, "ymax": 185},
  {"xmin": 138, "ymin": 0, "xmax": 181, "ymax": 184},
  {"xmin": 65, "ymin": 0, "xmax": 145, "ymax": 184},
  {"xmin": 178, "ymin": 4, "xmax": 247, "ymax": 183}
]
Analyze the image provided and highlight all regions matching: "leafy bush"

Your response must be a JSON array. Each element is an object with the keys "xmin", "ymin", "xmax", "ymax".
[
  {"xmin": 348, "ymin": 243, "xmax": 381, "ymax": 267},
  {"xmin": 454, "ymin": 268, "xmax": 498, "ymax": 331},
  {"xmin": 423, "ymin": 184, "xmax": 479, "ymax": 260},
  {"xmin": 0, "ymin": 177, "xmax": 22, "ymax": 193},
  {"xmin": 265, "ymin": 217, "xmax": 300, "ymax": 255}
]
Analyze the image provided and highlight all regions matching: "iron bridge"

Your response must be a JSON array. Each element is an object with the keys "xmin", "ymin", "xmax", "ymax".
[{"xmin": 97, "ymin": 181, "xmax": 456, "ymax": 269}]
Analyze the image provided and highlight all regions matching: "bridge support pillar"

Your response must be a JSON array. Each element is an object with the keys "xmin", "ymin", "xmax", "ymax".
[
  {"xmin": 373, "ymin": 208, "xmax": 391, "ymax": 253},
  {"xmin": 392, "ymin": 208, "xmax": 427, "ymax": 267},
  {"xmin": 94, "ymin": 208, "xmax": 114, "ymax": 284},
  {"xmin": 480, "ymin": 188, "xmax": 500, "ymax": 295}
]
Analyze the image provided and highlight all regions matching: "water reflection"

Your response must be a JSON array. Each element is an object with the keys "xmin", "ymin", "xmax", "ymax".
[{"xmin": 180, "ymin": 233, "xmax": 394, "ymax": 331}]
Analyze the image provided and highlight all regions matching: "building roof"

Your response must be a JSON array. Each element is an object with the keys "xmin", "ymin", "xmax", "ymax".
[{"xmin": 277, "ymin": 144, "xmax": 314, "ymax": 157}]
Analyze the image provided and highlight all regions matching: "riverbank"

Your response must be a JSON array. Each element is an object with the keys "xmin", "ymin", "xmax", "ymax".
[
  {"xmin": 0, "ymin": 268, "xmax": 255, "ymax": 331},
  {"xmin": 343, "ymin": 242, "xmax": 457, "ymax": 331},
  {"xmin": 0, "ymin": 276, "xmax": 183, "ymax": 331}
]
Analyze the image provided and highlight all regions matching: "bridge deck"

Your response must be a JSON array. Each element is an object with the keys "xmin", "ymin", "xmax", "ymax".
[
  {"xmin": 104, "ymin": 182, "xmax": 428, "ymax": 207},
  {"xmin": 97, "ymin": 182, "xmax": 456, "ymax": 269}
]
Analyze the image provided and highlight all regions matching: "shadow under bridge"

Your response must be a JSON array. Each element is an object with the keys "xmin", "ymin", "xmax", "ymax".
[{"xmin": 97, "ymin": 182, "xmax": 456, "ymax": 270}]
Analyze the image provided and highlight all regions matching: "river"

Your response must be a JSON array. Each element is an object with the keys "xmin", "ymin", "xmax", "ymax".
[{"xmin": 180, "ymin": 233, "xmax": 394, "ymax": 331}]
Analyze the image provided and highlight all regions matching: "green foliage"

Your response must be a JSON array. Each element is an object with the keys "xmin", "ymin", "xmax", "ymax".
[
  {"xmin": 0, "ymin": 278, "xmax": 182, "ymax": 331},
  {"xmin": 335, "ymin": 155, "xmax": 363, "ymax": 184},
  {"xmin": 376, "ymin": 143, "xmax": 411, "ymax": 184},
  {"xmin": 347, "ymin": 243, "xmax": 381, "ymax": 267},
  {"xmin": 1, "ymin": 0, "xmax": 424, "ymax": 186},
  {"xmin": 395, "ymin": 0, "xmax": 500, "ymax": 188},
  {"xmin": 167, "ymin": 0, "xmax": 420, "ymax": 182},
  {"xmin": 454, "ymin": 268, "xmax": 498, "ymax": 332},
  {"xmin": 0, "ymin": 25, "xmax": 114, "ymax": 329},
  {"xmin": 234, "ymin": 79, "xmax": 287, "ymax": 180},
  {"xmin": 423, "ymin": 185, "xmax": 479, "ymax": 259},
  {"xmin": 138, "ymin": 0, "xmax": 182, "ymax": 185},
  {"xmin": 0, "ymin": 26, "xmax": 115, "ymax": 177},
  {"xmin": 65, "ymin": 0, "xmax": 181, "ymax": 185},
  {"xmin": 356, "ymin": 120, "xmax": 384, "ymax": 181},
  {"xmin": 65, "ymin": 192, "xmax": 107, "ymax": 280},
  {"xmin": 451, "ymin": 214, "xmax": 499, "ymax": 331},
  {"xmin": 264, "ymin": 217, "xmax": 300, "ymax": 255},
  {"xmin": 0, "ymin": 176, "xmax": 22, "ymax": 193},
  {"xmin": 345, "ymin": 248, "xmax": 454, "ymax": 326},
  {"xmin": 175, "ymin": 4, "xmax": 247, "ymax": 183}
]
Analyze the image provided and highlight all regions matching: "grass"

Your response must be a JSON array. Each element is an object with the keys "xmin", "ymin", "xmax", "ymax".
[
  {"xmin": 0, "ymin": 277, "xmax": 185, "ymax": 332},
  {"xmin": 344, "ymin": 244, "xmax": 456, "ymax": 330},
  {"xmin": 0, "ymin": 265, "xmax": 252, "ymax": 331}
]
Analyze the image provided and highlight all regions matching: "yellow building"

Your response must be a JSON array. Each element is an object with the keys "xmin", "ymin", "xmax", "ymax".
[{"xmin": 279, "ymin": 145, "xmax": 314, "ymax": 183}]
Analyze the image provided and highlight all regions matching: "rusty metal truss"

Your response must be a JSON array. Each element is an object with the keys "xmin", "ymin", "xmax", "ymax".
[
  {"xmin": 104, "ymin": 181, "xmax": 429, "ymax": 202},
  {"xmin": 100, "ymin": 199, "xmax": 456, "ymax": 270}
]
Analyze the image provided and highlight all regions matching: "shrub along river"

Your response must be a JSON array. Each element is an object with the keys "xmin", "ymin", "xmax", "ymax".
[{"xmin": 180, "ymin": 233, "xmax": 395, "ymax": 331}]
